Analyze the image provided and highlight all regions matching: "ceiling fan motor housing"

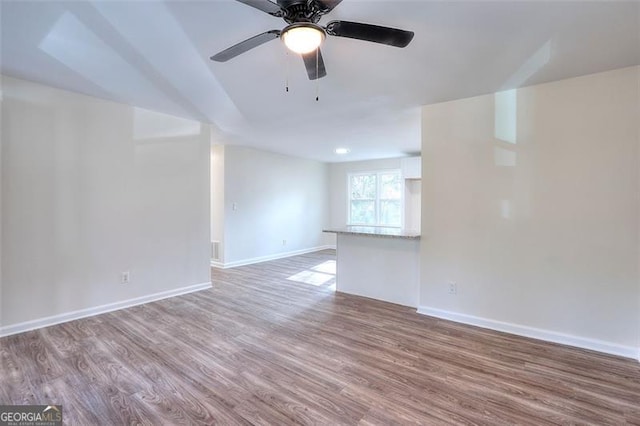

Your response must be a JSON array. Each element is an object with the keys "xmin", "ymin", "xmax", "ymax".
[{"xmin": 281, "ymin": 1, "xmax": 324, "ymax": 24}]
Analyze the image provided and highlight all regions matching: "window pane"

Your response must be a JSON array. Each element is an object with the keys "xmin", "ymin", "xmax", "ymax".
[
  {"xmin": 350, "ymin": 200, "xmax": 376, "ymax": 224},
  {"xmin": 380, "ymin": 172, "xmax": 401, "ymax": 199},
  {"xmin": 351, "ymin": 174, "xmax": 376, "ymax": 200},
  {"xmin": 380, "ymin": 200, "xmax": 401, "ymax": 226}
]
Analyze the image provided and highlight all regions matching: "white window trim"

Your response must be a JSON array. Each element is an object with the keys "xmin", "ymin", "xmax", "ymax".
[{"xmin": 347, "ymin": 169, "xmax": 403, "ymax": 228}]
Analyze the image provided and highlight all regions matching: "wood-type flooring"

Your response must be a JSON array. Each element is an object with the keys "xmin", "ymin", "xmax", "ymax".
[{"xmin": 1, "ymin": 250, "xmax": 639, "ymax": 424}]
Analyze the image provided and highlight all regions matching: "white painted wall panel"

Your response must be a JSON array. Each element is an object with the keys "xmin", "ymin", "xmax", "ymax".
[
  {"xmin": 0, "ymin": 75, "xmax": 210, "ymax": 328},
  {"xmin": 337, "ymin": 234, "xmax": 420, "ymax": 308},
  {"xmin": 420, "ymin": 66, "xmax": 640, "ymax": 353},
  {"xmin": 222, "ymin": 145, "xmax": 330, "ymax": 265}
]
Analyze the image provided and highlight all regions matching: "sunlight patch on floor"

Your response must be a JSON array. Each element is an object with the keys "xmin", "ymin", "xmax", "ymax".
[
  {"xmin": 311, "ymin": 260, "xmax": 336, "ymax": 274},
  {"xmin": 287, "ymin": 270, "xmax": 334, "ymax": 286},
  {"xmin": 287, "ymin": 260, "xmax": 336, "ymax": 289}
]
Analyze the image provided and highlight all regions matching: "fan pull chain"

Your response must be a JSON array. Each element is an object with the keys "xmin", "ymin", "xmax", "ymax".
[
  {"xmin": 285, "ymin": 50, "xmax": 290, "ymax": 92},
  {"xmin": 315, "ymin": 49, "xmax": 319, "ymax": 101}
]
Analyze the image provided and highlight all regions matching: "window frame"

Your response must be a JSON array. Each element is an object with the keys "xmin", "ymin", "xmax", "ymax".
[{"xmin": 347, "ymin": 169, "xmax": 403, "ymax": 228}]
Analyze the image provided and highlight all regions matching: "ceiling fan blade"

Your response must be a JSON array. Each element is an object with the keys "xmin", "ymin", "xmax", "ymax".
[
  {"xmin": 235, "ymin": 0, "xmax": 283, "ymax": 16},
  {"xmin": 325, "ymin": 20, "xmax": 414, "ymax": 48},
  {"xmin": 210, "ymin": 30, "xmax": 281, "ymax": 62},
  {"xmin": 315, "ymin": 0, "xmax": 343, "ymax": 14},
  {"xmin": 301, "ymin": 48, "xmax": 327, "ymax": 80}
]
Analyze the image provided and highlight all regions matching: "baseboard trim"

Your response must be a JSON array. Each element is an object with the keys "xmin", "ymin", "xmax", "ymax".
[
  {"xmin": 417, "ymin": 306, "xmax": 638, "ymax": 361},
  {"xmin": 211, "ymin": 245, "xmax": 336, "ymax": 269},
  {"xmin": 210, "ymin": 260, "xmax": 225, "ymax": 269},
  {"xmin": 0, "ymin": 282, "xmax": 212, "ymax": 338}
]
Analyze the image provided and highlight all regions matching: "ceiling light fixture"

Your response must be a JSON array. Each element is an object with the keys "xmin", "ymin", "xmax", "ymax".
[
  {"xmin": 334, "ymin": 147, "xmax": 350, "ymax": 155},
  {"xmin": 281, "ymin": 23, "xmax": 325, "ymax": 54}
]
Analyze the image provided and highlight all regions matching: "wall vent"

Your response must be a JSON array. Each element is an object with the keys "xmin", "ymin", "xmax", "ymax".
[{"xmin": 211, "ymin": 241, "xmax": 221, "ymax": 261}]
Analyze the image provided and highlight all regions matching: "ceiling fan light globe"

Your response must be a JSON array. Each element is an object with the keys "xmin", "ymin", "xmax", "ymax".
[{"xmin": 282, "ymin": 24, "xmax": 325, "ymax": 54}]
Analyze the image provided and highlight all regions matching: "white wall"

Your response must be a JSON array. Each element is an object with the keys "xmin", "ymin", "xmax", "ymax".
[
  {"xmin": 404, "ymin": 179, "xmax": 422, "ymax": 232},
  {"xmin": 1, "ymin": 75, "xmax": 211, "ymax": 331},
  {"xmin": 420, "ymin": 66, "xmax": 640, "ymax": 358},
  {"xmin": 221, "ymin": 145, "xmax": 330, "ymax": 266},
  {"xmin": 328, "ymin": 158, "xmax": 402, "ymax": 229},
  {"xmin": 210, "ymin": 144, "xmax": 225, "ymax": 262}
]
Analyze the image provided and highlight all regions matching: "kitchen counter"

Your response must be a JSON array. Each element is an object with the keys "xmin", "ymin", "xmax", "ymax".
[
  {"xmin": 324, "ymin": 227, "xmax": 420, "ymax": 307},
  {"xmin": 323, "ymin": 226, "xmax": 420, "ymax": 240}
]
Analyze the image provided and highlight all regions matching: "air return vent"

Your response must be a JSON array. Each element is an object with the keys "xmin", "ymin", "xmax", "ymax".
[{"xmin": 211, "ymin": 241, "xmax": 220, "ymax": 261}]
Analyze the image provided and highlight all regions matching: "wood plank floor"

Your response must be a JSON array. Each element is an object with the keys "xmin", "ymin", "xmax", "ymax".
[{"xmin": 1, "ymin": 249, "xmax": 639, "ymax": 425}]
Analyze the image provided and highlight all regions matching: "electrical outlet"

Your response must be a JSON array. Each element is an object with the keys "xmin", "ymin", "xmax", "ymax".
[
  {"xmin": 121, "ymin": 271, "xmax": 130, "ymax": 284},
  {"xmin": 448, "ymin": 281, "xmax": 457, "ymax": 294}
]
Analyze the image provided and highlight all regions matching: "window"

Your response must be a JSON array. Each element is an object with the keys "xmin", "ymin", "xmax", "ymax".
[{"xmin": 348, "ymin": 170, "xmax": 402, "ymax": 227}]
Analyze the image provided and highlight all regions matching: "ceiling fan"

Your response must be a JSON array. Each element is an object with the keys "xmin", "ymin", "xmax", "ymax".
[{"xmin": 210, "ymin": 0, "xmax": 415, "ymax": 80}]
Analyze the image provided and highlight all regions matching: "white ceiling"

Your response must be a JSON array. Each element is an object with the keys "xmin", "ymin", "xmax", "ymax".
[{"xmin": 1, "ymin": 1, "xmax": 639, "ymax": 162}]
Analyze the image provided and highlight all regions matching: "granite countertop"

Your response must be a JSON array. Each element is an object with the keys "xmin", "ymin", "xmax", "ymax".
[{"xmin": 323, "ymin": 226, "xmax": 421, "ymax": 240}]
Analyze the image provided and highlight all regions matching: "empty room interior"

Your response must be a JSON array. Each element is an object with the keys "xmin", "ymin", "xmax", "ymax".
[{"xmin": 1, "ymin": 0, "xmax": 640, "ymax": 424}]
